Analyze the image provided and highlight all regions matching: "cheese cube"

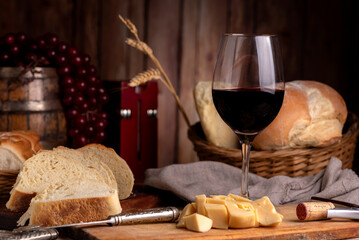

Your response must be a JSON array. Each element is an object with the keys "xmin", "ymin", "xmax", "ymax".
[
  {"xmin": 228, "ymin": 193, "xmax": 252, "ymax": 203},
  {"xmin": 177, "ymin": 203, "xmax": 197, "ymax": 228},
  {"xmin": 204, "ymin": 203, "xmax": 228, "ymax": 229},
  {"xmin": 237, "ymin": 202, "xmax": 255, "ymax": 211},
  {"xmin": 195, "ymin": 194, "xmax": 207, "ymax": 215},
  {"xmin": 183, "ymin": 213, "xmax": 213, "ymax": 233},
  {"xmin": 209, "ymin": 195, "xmax": 227, "ymax": 200},
  {"xmin": 191, "ymin": 202, "xmax": 197, "ymax": 210},
  {"xmin": 206, "ymin": 198, "xmax": 227, "ymax": 205},
  {"xmin": 225, "ymin": 201, "xmax": 256, "ymax": 229},
  {"xmin": 252, "ymin": 196, "xmax": 283, "ymax": 226}
]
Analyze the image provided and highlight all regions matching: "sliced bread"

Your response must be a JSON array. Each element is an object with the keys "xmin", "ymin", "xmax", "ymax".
[
  {"xmin": 6, "ymin": 149, "xmax": 115, "ymax": 212},
  {"xmin": 52, "ymin": 146, "xmax": 117, "ymax": 191},
  {"xmin": 17, "ymin": 182, "xmax": 121, "ymax": 226},
  {"xmin": 79, "ymin": 144, "xmax": 134, "ymax": 199}
]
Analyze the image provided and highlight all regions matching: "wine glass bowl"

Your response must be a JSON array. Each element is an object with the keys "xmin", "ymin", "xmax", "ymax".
[{"xmin": 212, "ymin": 34, "xmax": 285, "ymax": 198}]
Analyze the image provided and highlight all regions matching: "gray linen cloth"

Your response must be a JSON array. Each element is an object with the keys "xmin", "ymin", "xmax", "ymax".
[{"xmin": 144, "ymin": 157, "xmax": 359, "ymax": 205}]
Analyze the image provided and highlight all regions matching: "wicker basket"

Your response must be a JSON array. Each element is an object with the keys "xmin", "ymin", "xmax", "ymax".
[
  {"xmin": 188, "ymin": 112, "xmax": 359, "ymax": 178},
  {"xmin": 0, "ymin": 170, "xmax": 18, "ymax": 198}
]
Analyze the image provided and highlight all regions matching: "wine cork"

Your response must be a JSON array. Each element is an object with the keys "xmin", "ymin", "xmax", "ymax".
[{"xmin": 296, "ymin": 201, "xmax": 335, "ymax": 221}]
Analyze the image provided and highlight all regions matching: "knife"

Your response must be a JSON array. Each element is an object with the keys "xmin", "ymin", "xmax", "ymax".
[
  {"xmin": 0, "ymin": 207, "xmax": 179, "ymax": 240},
  {"xmin": 297, "ymin": 201, "xmax": 359, "ymax": 221},
  {"xmin": 311, "ymin": 196, "xmax": 359, "ymax": 209}
]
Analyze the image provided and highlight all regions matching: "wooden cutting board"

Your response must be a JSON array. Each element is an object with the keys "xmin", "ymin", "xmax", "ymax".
[
  {"xmin": 76, "ymin": 204, "xmax": 359, "ymax": 240},
  {"xmin": 3, "ymin": 188, "xmax": 359, "ymax": 239},
  {"xmin": 0, "ymin": 186, "xmax": 165, "ymax": 231}
]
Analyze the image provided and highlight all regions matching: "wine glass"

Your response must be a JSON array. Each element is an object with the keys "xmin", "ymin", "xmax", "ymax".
[{"xmin": 212, "ymin": 34, "xmax": 285, "ymax": 198}]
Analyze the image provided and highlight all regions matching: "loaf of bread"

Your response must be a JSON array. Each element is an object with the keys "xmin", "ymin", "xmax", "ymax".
[
  {"xmin": 79, "ymin": 144, "xmax": 134, "ymax": 200},
  {"xmin": 193, "ymin": 80, "xmax": 347, "ymax": 150},
  {"xmin": 0, "ymin": 131, "xmax": 43, "ymax": 170},
  {"xmin": 193, "ymin": 81, "xmax": 239, "ymax": 149},
  {"xmin": 17, "ymin": 182, "xmax": 121, "ymax": 226},
  {"xmin": 253, "ymin": 80, "xmax": 347, "ymax": 150}
]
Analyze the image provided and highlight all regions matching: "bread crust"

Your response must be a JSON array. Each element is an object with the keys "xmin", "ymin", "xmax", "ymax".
[
  {"xmin": 253, "ymin": 84, "xmax": 311, "ymax": 150},
  {"xmin": 6, "ymin": 189, "xmax": 36, "ymax": 212},
  {"xmin": 297, "ymin": 80, "xmax": 347, "ymax": 124},
  {"xmin": 253, "ymin": 80, "xmax": 347, "ymax": 150},
  {"xmin": 29, "ymin": 196, "xmax": 121, "ymax": 226}
]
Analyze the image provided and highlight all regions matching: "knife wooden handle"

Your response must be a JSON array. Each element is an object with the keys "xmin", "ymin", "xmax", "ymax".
[{"xmin": 296, "ymin": 202, "xmax": 335, "ymax": 221}]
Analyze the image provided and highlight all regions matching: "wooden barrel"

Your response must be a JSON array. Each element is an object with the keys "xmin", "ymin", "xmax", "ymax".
[{"xmin": 0, "ymin": 67, "xmax": 67, "ymax": 149}]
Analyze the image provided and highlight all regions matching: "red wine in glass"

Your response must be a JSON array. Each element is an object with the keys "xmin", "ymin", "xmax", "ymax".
[
  {"xmin": 212, "ymin": 88, "xmax": 284, "ymax": 136},
  {"xmin": 212, "ymin": 34, "xmax": 285, "ymax": 198}
]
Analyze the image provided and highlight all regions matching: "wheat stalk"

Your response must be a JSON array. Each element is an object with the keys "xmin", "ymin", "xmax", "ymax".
[
  {"xmin": 129, "ymin": 68, "xmax": 164, "ymax": 87},
  {"xmin": 118, "ymin": 15, "xmax": 138, "ymax": 36},
  {"xmin": 119, "ymin": 14, "xmax": 191, "ymax": 128},
  {"xmin": 126, "ymin": 38, "xmax": 153, "ymax": 55}
]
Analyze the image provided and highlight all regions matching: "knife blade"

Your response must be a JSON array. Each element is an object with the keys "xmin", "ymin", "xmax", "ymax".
[
  {"xmin": 297, "ymin": 201, "xmax": 359, "ymax": 221},
  {"xmin": 14, "ymin": 206, "xmax": 179, "ymax": 233},
  {"xmin": 311, "ymin": 196, "xmax": 359, "ymax": 209}
]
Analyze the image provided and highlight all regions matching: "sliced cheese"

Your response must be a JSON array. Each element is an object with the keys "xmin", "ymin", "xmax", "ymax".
[
  {"xmin": 177, "ymin": 203, "xmax": 197, "ymax": 228},
  {"xmin": 204, "ymin": 203, "xmax": 228, "ymax": 229},
  {"xmin": 252, "ymin": 196, "xmax": 283, "ymax": 226},
  {"xmin": 184, "ymin": 213, "xmax": 213, "ymax": 233},
  {"xmin": 226, "ymin": 201, "xmax": 256, "ymax": 229},
  {"xmin": 195, "ymin": 194, "xmax": 207, "ymax": 216}
]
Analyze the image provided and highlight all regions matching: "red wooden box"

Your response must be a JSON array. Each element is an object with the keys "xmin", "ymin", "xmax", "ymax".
[{"xmin": 103, "ymin": 81, "xmax": 158, "ymax": 183}]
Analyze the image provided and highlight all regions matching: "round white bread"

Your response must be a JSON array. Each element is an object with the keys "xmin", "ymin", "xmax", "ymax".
[
  {"xmin": 79, "ymin": 144, "xmax": 134, "ymax": 200},
  {"xmin": 253, "ymin": 80, "xmax": 348, "ymax": 150},
  {"xmin": 193, "ymin": 81, "xmax": 239, "ymax": 148},
  {"xmin": 0, "ymin": 131, "xmax": 43, "ymax": 170},
  {"xmin": 17, "ymin": 182, "xmax": 121, "ymax": 226},
  {"xmin": 6, "ymin": 148, "xmax": 117, "ymax": 212}
]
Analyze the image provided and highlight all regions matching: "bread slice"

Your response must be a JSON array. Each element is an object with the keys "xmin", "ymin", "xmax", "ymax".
[
  {"xmin": 52, "ymin": 146, "xmax": 117, "ymax": 191},
  {"xmin": 17, "ymin": 182, "xmax": 121, "ymax": 226},
  {"xmin": 79, "ymin": 144, "xmax": 134, "ymax": 200},
  {"xmin": 6, "ymin": 149, "xmax": 115, "ymax": 212}
]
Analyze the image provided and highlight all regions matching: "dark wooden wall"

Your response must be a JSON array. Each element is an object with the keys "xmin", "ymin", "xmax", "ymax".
[{"xmin": 0, "ymin": 0, "xmax": 358, "ymax": 168}]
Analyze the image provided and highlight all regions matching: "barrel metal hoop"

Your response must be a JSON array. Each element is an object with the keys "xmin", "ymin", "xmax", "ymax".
[
  {"xmin": 0, "ymin": 67, "xmax": 58, "ymax": 78},
  {"xmin": 0, "ymin": 99, "xmax": 63, "ymax": 112}
]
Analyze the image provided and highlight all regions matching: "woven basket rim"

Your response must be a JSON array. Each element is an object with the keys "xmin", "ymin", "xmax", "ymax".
[
  {"xmin": 0, "ymin": 169, "xmax": 19, "ymax": 174},
  {"xmin": 188, "ymin": 112, "xmax": 359, "ymax": 155}
]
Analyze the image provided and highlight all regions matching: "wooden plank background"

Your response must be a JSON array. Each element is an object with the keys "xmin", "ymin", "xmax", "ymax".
[{"xmin": 0, "ymin": 0, "xmax": 358, "ymax": 171}]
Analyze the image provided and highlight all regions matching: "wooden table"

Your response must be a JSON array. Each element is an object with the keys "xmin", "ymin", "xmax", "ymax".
[
  {"xmin": 2, "ymin": 188, "xmax": 359, "ymax": 239},
  {"xmin": 74, "ymin": 204, "xmax": 359, "ymax": 240}
]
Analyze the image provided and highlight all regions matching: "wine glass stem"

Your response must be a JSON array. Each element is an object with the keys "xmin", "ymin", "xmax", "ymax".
[{"xmin": 240, "ymin": 141, "xmax": 252, "ymax": 198}]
